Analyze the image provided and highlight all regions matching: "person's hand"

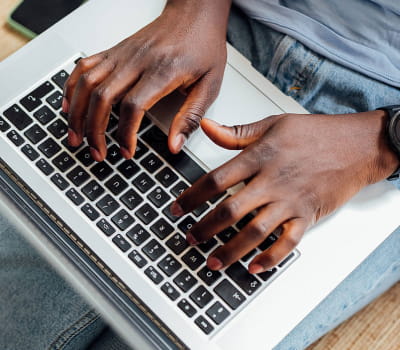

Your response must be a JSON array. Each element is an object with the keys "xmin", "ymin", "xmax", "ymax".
[
  {"xmin": 171, "ymin": 111, "xmax": 399, "ymax": 274},
  {"xmin": 63, "ymin": 0, "xmax": 232, "ymax": 161}
]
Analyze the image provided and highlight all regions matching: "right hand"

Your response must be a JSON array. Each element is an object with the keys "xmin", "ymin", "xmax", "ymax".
[{"xmin": 63, "ymin": 0, "xmax": 231, "ymax": 161}]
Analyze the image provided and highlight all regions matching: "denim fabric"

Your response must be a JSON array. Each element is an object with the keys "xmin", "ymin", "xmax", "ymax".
[{"xmin": 1, "ymin": 6, "xmax": 399, "ymax": 350}]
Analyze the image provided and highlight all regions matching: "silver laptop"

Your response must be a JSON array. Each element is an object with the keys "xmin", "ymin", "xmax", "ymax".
[{"xmin": 0, "ymin": 1, "xmax": 399, "ymax": 349}]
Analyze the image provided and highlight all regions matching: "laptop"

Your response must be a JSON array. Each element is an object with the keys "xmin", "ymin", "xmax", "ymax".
[{"xmin": 0, "ymin": 0, "xmax": 398, "ymax": 349}]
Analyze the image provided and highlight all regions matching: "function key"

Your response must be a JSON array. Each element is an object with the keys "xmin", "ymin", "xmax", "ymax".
[
  {"xmin": 117, "ymin": 159, "xmax": 139, "ymax": 179},
  {"xmin": 120, "ymin": 188, "xmax": 143, "ymax": 210},
  {"xmin": 161, "ymin": 282, "xmax": 180, "ymax": 301},
  {"xmin": 135, "ymin": 203, "xmax": 158, "ymax": 225},
  {"xmin": 66, "ymin": 188, "xmax": 84, "ymax": 205},
  {"xmin": 144, "ymin": 266, "xmax": 164, "ymax": 285},
  {"xmin": 47, "ymin": 119, "xmax": 68, "ymax": 139},
  {"xmin": 0, "ymin": 116, "xmax": 10, "ymax": 132},
  {"xmin": 96, "ymin": 194, "xmax": 120, "ymax": 216},
  {"xmin": 178, "ymin": 216, "xmax": 196, "ymax": 235},
  {"xmin": 81, "ymin": 203, "xmax": 100, "ymax": 221},
  {"xmin": 34, "ymin": 105, "xmax": 56, "ymax": 125},
  {"xmin": 30, "ymin": 81, "xmax": 54, "ymax": 99},
  {"xmin": 157, "ymin": 254, "xmax": 182, "ymax": 277},
  {"xmin": 206, "ymin": 301, "xmax": 230, "ymax": 325},
  {"xmin": 21, "ymin": 144, "xmax": 40, "ymax": 161},
  {"xmin": 133, "ymin": 140, "xmax": 148, "ymax": 159},
  {"xmin": 190, "ymin": 285, "xmax": 213, "ymax": 308},
  {"xmin": 173, "ymin": 269, "xmax": 197, "ymax": 292},
  {"xmin": 155, "ymin": 167, "xmax": 178, "ymax": 188},
  {"xmin": 76, "ymin": 146, "xmax": 95, "ymax": 167},
  {"xmin": 278, "ymin": 252, "xmax": 295, "ymax": 268},
  {"xmin": 128, "ymin": 250, "xmax": 148, "ymax": 268},
  {"xmin": 51, "ymin": 70, "xmax": 69, "ymax": 89},
  {"xmin": 96, "ymin": 218, "xmax": 116, "ymax": 237},
  {"xmin": 178, "ymin": 299, "xmax": 197, "ymax": 318},
  {"xmin": 132, "ymin": 172, "xmax": 155, "ymax": 193},
  {"xmin": 24, "ymin": 124, "xmax": 46, "ymax": 144},
  {"xmin": 20, "ymin": 93, "xmax": 41, "ymax": 112},
  {"xmin": 112, "ymin": 234, "xmax": 132, "ymax": 252},
  {"xmin": 171, "ymin": 181, "xmax": 189, "ymax": 198},
  {"xmin": 197, "ymin": 266, "xmax": 222, "ymax": 286},
  {"xmin": 52, "ymin": 151, "xmax": 76, "ymax": 172},
  {"xmin": 7, "ymin": 130, "xmax": 25, "ymax": 146},
  {"xmin": 106, "ymin": 144, "xmax": 122, "ymax": 165},
  {"xmin": 46, "ymin": 91, "xmax": 63, "ymax": 110},
  {"xmin": 50, "ymin": 173, "xmax": 69, "ymax": 190},
  {"xmin": 142, "ymin": 239, "xmax": 166, "ymax": 261},
  {"xmin": 140, "ymin": 153, "xmax": 163, "ymax": 173},
  {"xmin": 126, "ymin": 224, "xmax": 150, "ymax": 246},
  {"xmin": 257, "ymin": 267, "xmax": 277, "ymax": 282},
  {"xmin": 66, "ymin": 166, "xmax": 90, "ymax": 187},
  {"xmin": 150, "ymin": 218, "xmax": 174, "ymax": 240},
  {"xmin": 182, "ymin": 248, "xmax": 205, "ymax": 271},
  {"xmin": 148, "ymin": 186, "xmax": 170, "ymax": 208},
  {"xmin": 111, "ymin": 209, "xmax": 135, "ymax": 230},
  {"xmin": 195, "ymin": 316, "xmax": 214, "ymax": 335},
  {"xmin": 90, "ymin": 161, "xmax": 113, "ymax": 181},
  {"xmin": 105, "ymin": 174, "xmax": 128, "ymax": 196},
  {"xmin": 214, "ymin": 280, "xmax": 246, "ymax": 310},
  {"xmin": 38, "ymin": 137, "xmax": 61, "ymax": 158},
  {"xmin": 166, "ymin": 233, "xmax": 189, "ymax": 255},
  {"xmin": 81, "ymin": 180, "xmax": 105, "ymax": 201},
  {"xmin": 4, "ymin": 104, "xmax": 33, "ymax": 130},
  {"xmin": 35, "ymin": 158, "xmax": 54, "ymax": 175},
  {"xmin": 225, "ymin": 262, "xmax": 261, "ymax": 296}
]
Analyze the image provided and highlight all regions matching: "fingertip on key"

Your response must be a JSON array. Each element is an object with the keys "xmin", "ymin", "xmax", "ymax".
[{"xmin": 207, "ymin": 256, "xmax": 223, "ymax": 270}]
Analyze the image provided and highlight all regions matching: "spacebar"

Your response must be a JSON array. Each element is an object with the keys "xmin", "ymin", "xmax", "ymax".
[{"xmin": 141, "ymin": 125, "xmax": 206, "ymax": 184}]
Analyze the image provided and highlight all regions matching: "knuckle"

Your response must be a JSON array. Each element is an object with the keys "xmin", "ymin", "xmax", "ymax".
[
  {"xmin": 246, "ymin": 221, "xmax": 269, "ymax": 241},
  {"xmin": 217, "ymin": 201, "xmax": 240, "ymax": 222},
  {"xmin": 77, "ymin": 57, "xmax": 92, "ymax": 71},
  {"xmin": 121, "ymin": 97, "xmax": 144, "ymax": 117},
  {"xmin": 92, "ymin": 86, "xmax": 111, "ymax": 104},
  {"xmin": 80, "ymin": 72, "xmax": 97, "ymax": 89},
  {"xmin": 206, "ymin": 170, "xmax": 226, "ymax": 193}
]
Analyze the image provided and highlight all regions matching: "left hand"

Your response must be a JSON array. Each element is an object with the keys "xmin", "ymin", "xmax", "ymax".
[{"xmin": 171, "ymin": 111, "xmax": 399, "ymax": 274}]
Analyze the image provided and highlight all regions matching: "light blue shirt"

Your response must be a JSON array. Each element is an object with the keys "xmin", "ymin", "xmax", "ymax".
[{"xmin": 233, "ymin": 0, "xmax": 400, "ymax": 87}]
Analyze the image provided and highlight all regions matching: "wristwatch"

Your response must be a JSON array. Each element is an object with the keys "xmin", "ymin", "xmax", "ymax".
[{"xmin": 377, "ymin": 105, "xmax": 400, "ymax": 180}]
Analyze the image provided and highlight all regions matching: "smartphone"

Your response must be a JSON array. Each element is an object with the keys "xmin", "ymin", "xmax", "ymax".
[{"xmin": 8, "ymin": 0, "xmax": 85, "ymax": 39}]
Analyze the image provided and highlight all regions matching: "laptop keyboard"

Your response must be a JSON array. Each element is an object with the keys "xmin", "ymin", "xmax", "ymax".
[{"xmin": 1, "ymin": 58, "xmax": 298, "ymax": 336}]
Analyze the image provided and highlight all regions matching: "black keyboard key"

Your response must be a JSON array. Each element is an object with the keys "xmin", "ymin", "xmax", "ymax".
[
  {"xmin": 24, "ymin": 124, "xmax": 46, "ymax": 144},
  {"xmin": 147, "ymin": 186, "xmax": 171, "ymax": 208},
  {"xmin": 7, "ymin": 130, "xmax": 25, "ymax": 146},
  {"xmin": 31, "ymin": 81, "xmax": 54, "ymax": 99},
  {"xmin": 142, "ymin": 239, "xmax": 166, "ymax": 261},
  {"xmin": 278, "ymin": 252, "xmax": 295, "ymax": 267},
  {"xmin": 135, "ymin": 203, "xmax": 158, "ymax": 225},
  {"xmin": 105, "ymin": 174, "xmax": 128, "ymax": 195},
  {"xmin": 96, "ymin": 218, "xmax": 116, "ymax": 236},
  {"xmin": 258, "ymin": 233, "xmax": 278, "ymax": 251},
  {"xmin": 214, "ymin": 280, "xmax": 246, "ymax": 310},
  {"xmin": 117, "ymin": 159, "xmax": 140, "ymax": 179},
  {"xmin": 61, "ymin": 137, "xmax": 83, "ymax": 153},
  {"xmin": 91, "ymin": 162, "xmax": 113, "ymax": 181},
  {"xmin": 162, "ymin": 203, "xmax": 180, "ymax": 223},
  {"xmin": 178, "ymin": 299, "xmax": 197, "ymax": 318},
  {"xmin": 20, "ymin": 93, "xmax": 41, "ymax": 112},
  {"xmin": 67, "ymin": 166, "xmax": 90, "ymax": 186},
  {"xmin": 178, "ymin": 216, "xmax": 196, "ymax": 235},
  {"xmin": 36, "ymin": 158, "xmax": 54, "ymax": 175},
  {"xmin": 112, "ymin": 234, "xmax": 132, "ymax": 252},
  {"xmin": 82, "ymin": 180, "xmax": 105, "ymax": 201},
  {"xmin": 195, "ymin": 316, "xmax": 214, "ymax": 335},
  {"xmin": 50, "ymin": 173, "xmax": 69, "ymax": 190},
  {"xmin": 38, "ymin": 138, "xmax": 61, "ymax": 158},
  {"xmin": 198, "ymin": 266, "xmax": 222, "ymax": 286},
  {"xmin": 111, "ymin": 209, "xmax": 135, "ymax": 230},
  {"xmin": 126, "ymin": 224, "xmax": 150, "ymax": 246},
  {"xmin": 257, "ymin": 267, "xmax": 277, "ymax": 282},
  {"xmin": 138, "ymin": 115, "xmax": 151, "ymax": 132},
  {"xmin": 144, "ymin": 266, "xmax": 164, "ymax": 285},
  {"xmin": 106, "ymin": 144, "xmax": 123, "ymax": 165},
  {"xmin": 128, "ymin": 250, "xmax": 148, "ymax": 268},
  {"xmin": 21, "ymin": 144, "xmax": 40, "ymax": 161},
  {"xmin": 142, "ymin": 126, "xmax": 206, "ymax": 184},
  {"xmin": 140, "ymin": 153, "xmax": 163, "ymax": 173},
  {"xmin": 106, "ymin": 114, "xmax": 118, "ymax": 132},
  {"xmin": 132, "ymin": 172, "xmax": 155, "ymax": 193},
  {"xmin": 76, "ymin": 147, "xmax": 95, "ymax": 167},
  {"xmin": 4, "ymin": 104, "xmax": 33, "ymax": 130},
  {"xmin": 190, "ymin": 285, "xmax": 213, "ymax": 308},
  {"xmin": 173, "ymin": 270, "xmax": 197, "ymax": 292},
  {"xmin": 51, "ymin": 70, "xmax": 69, "ymax": 89},
  {"xmin": 236, "ymin": 214, "xmax": 254, "ymax": 230},
  {"xmin": 81, "ymin": 203, "xmax": 100, "ymax": 221},
  {"xmin": 52, "ymin": 151, "xmax": 76, "ymax": 172},
  {"xmin": 198, "ymin": 238, "xmax": 218, "ymax": 253},
  {"xmin": 158, "ymin": 254, "xmax": 182, "ymax": 277},
  {"xmin": 218, "ymin": 227, "xmax": 238, "ymax": 243},
  {"xmin": 161, "ymin": 282, "xmax": 180, "ymax": 301},
  {"xmin": 134, "ymin": 140, "xmax": 148, "ymax": 159},
  {"xmin": 166, "ymin": 233, "xmax": 189, "ymax": 255},
  {"xmin": 96, "ymin": 194, "xmax": 120, "ymax": 216},
  {"xmin": 47, "ymin": 119, "xmax": 68, "ymax": 139},
  {"xmin": 150, "ymin": 218, "xmax": 174, "ymax": 240},
  {"xmin": 182, "ymin": 248, "xmax": 205, "ymax": 271},
  {"xmin": 155, "ymin": 167, "xmax": 178, "ymax": 187},
  {"xmin": 0, "ymin": 116, "xmax": 10, "ymax": 132},
  {"xmin": 241, "ymin": 249, "xmax": 257, "ymax": 263},
  {"xmin": 225, "ymin": 262, "xmax": 261, "ymax": 296},
  {"xmin": 193, "ymin": 202, "xmax": 209, "ymax": 217},
  {"xmin": 66, "ymin": 188, "xmax": 84, "ymax": 205},
  {"xmin": 33, "ymin": 105, "xmax": 56, "ymax": 125},
  {"xmin": 209, "ymin": 192, "xmax": 227, "ymax": 204},
  {"xmin": 120, "ymin": 189, "xmax": 143, "ymax": 210},
  {"xmin": 206, "ymin": 301, "xmax": 230, "ymax": 325},
  {"xmin": 171, "ymin": 181, "xmax": 188, "ymax": 198},
  {"xmin": 46, "ymin": 91, "xmax": 63, "ymax": 110}
]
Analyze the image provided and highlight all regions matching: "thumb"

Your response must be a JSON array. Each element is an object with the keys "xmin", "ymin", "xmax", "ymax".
[{"xmin": 200, "ymin": 118, "xmax": 271, "ymax": 150}]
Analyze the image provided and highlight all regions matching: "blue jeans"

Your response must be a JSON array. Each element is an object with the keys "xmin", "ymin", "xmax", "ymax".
[{"xmin": 1, "ymin": 6, "xmax": 399, "ymax": 350}]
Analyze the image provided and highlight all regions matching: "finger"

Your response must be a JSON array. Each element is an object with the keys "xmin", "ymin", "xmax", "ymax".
[
  {"xmin": 200, "ymin": 117, "xmax": 272, "ymax": 150},
  {"xmin": 206, "ymin": 203, "xmax": 289, "ymax": 270},
  {"xmin": 84, "ymin": 67, "xmax": 143, "ymax": 161},
  {"xmin": 168, "ymin": 72, "xmax": 223, "ymax": 153},
  {"xmin": 68, "ymin": 60, "xmax": 115, "ymax": 146},
  {"xmin": 118, "ymin": 71, "xmax": 184, "ymax": 158},
  {"xmin": 63, "ymin": 54, "xmax": 104, "ymax": 113},
  {"xmin": 248, "ymin": 218, "xmax": 307, "ymax": 273},
  {"xmin": 171, "ymin": 147, "xmax": 260, "ymax": 216},
  {"xmin": 186, "ymin": 177, "xmax": 273, "ymax": 245}
]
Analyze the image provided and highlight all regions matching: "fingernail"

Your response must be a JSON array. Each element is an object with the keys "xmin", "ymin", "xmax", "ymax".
[
  {"xmin": 174, "ymin": 134, "xmax": 186, "ymax": 152},
  {"xmin": 90, "ymin": 147, "xmax": 102, "ymax": 162},
  {"xmin": 170, "ymin": 201, "xmax": 184, "ymax": 217},
  {"xmin": 248, "ymin": 263, "xmax": 263, "ymax": 274},
  {"xmin": 186, "ymin": 233, "xmax": 199, "ymax": 246},
  {"xmin": 120, "ymin": 146, "xmax": 131, "ymax": 159},
  {"xmin": 62, "ymin": 98, "xmax": 69, "ymax": 113},
  {"xmin": 207, "ymin": 256, "xmax": 223, "ymax": 270},
  {"xmin": 68, "ymin": 128, "xmax": 79, "ymax": 146}
]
